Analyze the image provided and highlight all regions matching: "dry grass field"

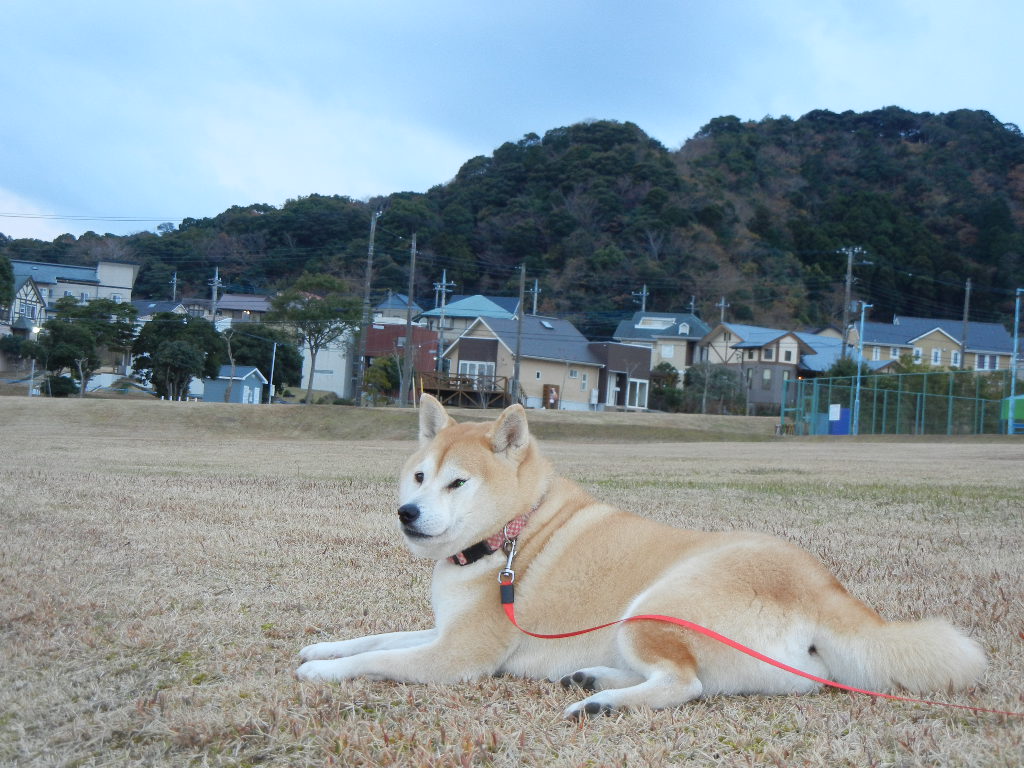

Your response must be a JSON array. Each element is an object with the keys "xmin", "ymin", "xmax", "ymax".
[{"xmin": 1, "ymin": 398, "xmax": 1022, "ymax": 767}]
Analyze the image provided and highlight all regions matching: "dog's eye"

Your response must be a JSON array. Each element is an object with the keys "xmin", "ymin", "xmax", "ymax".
[
  {"xmin": 447, "ymin": 478, "xmax": 467, "ymax": 490},
  {"xmin": 414, "ymin": 472, "xmax": 424, "ymax": 484}
]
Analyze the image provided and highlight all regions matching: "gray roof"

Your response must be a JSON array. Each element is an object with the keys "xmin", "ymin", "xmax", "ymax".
[
  {"xmin": 613, "ymin": 312, "xmax": 711, "ymax": 342},
  {"xmin": 375, "ymin": 292, "xmax": 423, "ymax": 313},
  {"xmin": 861, "ymin": 316, "xmax": 1014, "ymax": 354},
  {"xmin": 132, "ymin": 299, "xmax": 185, "ymax": 316},
  {"xmin": 217, "ymin": 293, "xmax": 272, "ymax": 312},
  {"xmin": 457, "ymin": 316, "xmax": 601, "ymax": 366}
]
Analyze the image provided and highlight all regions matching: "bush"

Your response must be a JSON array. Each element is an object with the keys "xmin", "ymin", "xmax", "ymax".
[{"xmin": 44, "ymin": 375, "xmax": 79, "ymax": 397}]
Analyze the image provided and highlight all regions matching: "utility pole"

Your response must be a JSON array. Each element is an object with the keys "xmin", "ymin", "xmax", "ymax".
[
  {"xmin": 513, "ymin": 265, "xmax": 526, "ymax": 403},
  {"xmin": 209, "ymin": 267, "xmax": 222, "ymax": 326},
  {"xmin": 433, "ymin": 269, "xmax": 456, "ymax": 372},
  {"xmin": 688, "ymin": 295, "xmax": 696, "ymax": 315},
  {"xmin": 527, "ymin": 278, "xmax": 540, "ymax": 315},
  {"xmin": 959, "ymin": 278, "xmax": 972, "ymax": 367},
  {"xmin": 716, "ymin": 296, "xmax": 730, "ymax": 323},
  {"xmin": 839, "ymin": 246, "xmax": 869, "ymax": 358},
  {"xmin": 170, "ymin": 271, "xmax": 178, "ymax": 302},
  {"xmin": 355, "ymin": 210, "xmax": 382, "ymax": 405},
  {"xmin": 400, "ymin": 233, "xmax": 417, "ymax": 407},
  {"xmin": 632, "ymin": 284, "xmax": 649, "ymax": 312},
  {"xmin": 853, "ymin": 301, "xmax": 873, "ymax": 436},
  {"xmin": 267, "ymin": 341, "xmax": 277, "ymax": 404}
]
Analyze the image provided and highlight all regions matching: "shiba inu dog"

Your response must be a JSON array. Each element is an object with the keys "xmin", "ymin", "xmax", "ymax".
[{"xmin": 296, "ymin": 395, "xmax": 986, "ymax": 718}]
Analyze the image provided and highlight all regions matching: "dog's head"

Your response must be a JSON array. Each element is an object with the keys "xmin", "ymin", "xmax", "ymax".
[{"xmin": 397, "ymin": 394, "xmax": 548, "ymax": 560}]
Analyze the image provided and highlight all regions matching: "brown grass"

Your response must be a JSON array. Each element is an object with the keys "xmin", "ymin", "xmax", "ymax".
[{"xmin": 1, "ymin": 398, "xmax": 1022, "ymax": 767}]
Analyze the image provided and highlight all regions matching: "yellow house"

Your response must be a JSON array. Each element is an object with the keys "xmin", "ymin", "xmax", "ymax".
[{"xmin": 851, "ymin": 315, "xmax": 1015, "ymax": 371}]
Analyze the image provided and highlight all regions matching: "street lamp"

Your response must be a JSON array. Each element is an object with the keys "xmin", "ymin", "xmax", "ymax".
[{"xmin": 852, "ymin": 301, "xmax": 873, "ymax": 436}]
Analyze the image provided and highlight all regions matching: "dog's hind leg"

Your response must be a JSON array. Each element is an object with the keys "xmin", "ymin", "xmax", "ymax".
[{"xmin": 562, "ymin": 622, "xmax": 702, "ymax": 719}]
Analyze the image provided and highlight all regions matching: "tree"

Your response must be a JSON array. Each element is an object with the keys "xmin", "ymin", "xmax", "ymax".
[
  {"xmin": 229, "ymin": 324, "xmax": 303, "ymax": 400},
  {"xmin": 132, "ymin": 312, "xmax": 224, "ymax": 399},
  {"xmin": 268, "ymin": 274, "xmax": 361, "ymax": 404},
  {"xmin": 363, "ymin": 355, "xmax": 401, "ymax": 404},
  {"xmin": 0, "ymin": 253, "xmax": 13, "ymax": 308},
  {"xmin": 34, "ymin": 297, "xmax": 139, "ymax": 395},
  {"xmin": 649, "ymin": 361, "xmax": 684, "ymax": 412}
]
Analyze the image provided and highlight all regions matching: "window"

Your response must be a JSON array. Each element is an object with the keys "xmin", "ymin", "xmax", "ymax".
[
  {"xmin": 746, "ymin": 349, "xmax": 755, "ymax": 360},
  {"xmin": 64, "ymin": 290, "xmax": 74, "ymax": 297},
  {"xmin": 976, "ymin": 354, "xmax": 999, "ymax": 371},
  {"xmin": 458, "ymin": 360, "xmax": 495, "ymax": 387},
  {"xmin": 784, "ymin": 349, "xmax": 793, "ymax": 362},
  {"xmin": 535, "ymin": 371, "xmax": 542, "ymax": 379},
  {"xmin": 951, "ymin": 350, "xmax": 961, "ymax": 367},
  {"xmin": 540, "ymin": 320, "xmax": 554, "ymax": 329},
  {"xmin": 763, "ymin": 348, "xmax": 774, "ymax": 361},
  {"xmin": 626, "ymin": 379, "xmax": 648, "ymax": 409},
  {"xmin": 678, "ymin": 322, "xmax": 690, "ymax": 335},
  {"xmin": 81, "ymin": 292, "xmax": 89, "ymax": 302},
  {"xmin": 762, "ymin": 369, "xmax": 772, "ymax": 389},
  {"xmin": 112, "ymin": 294, "xmax": 122, "ymax": 303},
  {"xmin": 580, "ymin": 372, "xmax": 588, "ymax": 391},
  {"xmin": 890, "ymin": 347, "xmax": 900, "ymax": 359},
  {"xmin": 913, "ymin": 347, "xmax": 923, "ymax": 363},
  {"xmin": 569, "ymin": 369, "xmax": 579, "ymax": 379},
  {"xmin": 872, "ymin": 346, "xmax": 881, "ymax": 361},
  {"xmin": 931, "ymin": 348, "xmax": 942, "ymax": 365},
  {"xmin": 661, "ymin": 344, "xmax": 675, "ymax": 359}
]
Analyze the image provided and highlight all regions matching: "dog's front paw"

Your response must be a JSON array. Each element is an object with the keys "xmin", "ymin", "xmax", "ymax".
[
  {"xmin": 299, "ymin": 640, "xmax": 353, "ymax": 662},
  {"xmin": 295, "ymin": 658, "xmax": 353, "ymax": 682}
]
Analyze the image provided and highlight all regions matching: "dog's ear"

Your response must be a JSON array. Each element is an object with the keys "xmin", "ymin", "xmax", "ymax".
[
  {"xmin": 490, "ymin": 404, "xmax": 530, "ymax": 457},
  {"xmin": 419, "ymin": 393, "xmax": 455, "ymax": 444}
]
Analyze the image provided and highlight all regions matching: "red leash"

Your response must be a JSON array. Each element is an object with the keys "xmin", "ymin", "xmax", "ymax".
[{"xmin": 498, "ymin": 580, "xmax": 1023, "ymax": 718}]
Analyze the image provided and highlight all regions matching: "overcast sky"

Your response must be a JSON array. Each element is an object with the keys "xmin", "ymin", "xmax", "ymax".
[{"xmin": 2, "ymin": 0, "xmax": 1021, "ymax": 241}]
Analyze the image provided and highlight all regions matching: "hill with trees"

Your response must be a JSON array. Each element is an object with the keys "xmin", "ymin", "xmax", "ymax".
[{"xmin": 3, "ymin": 107, "xmax": 1022, "ymax": 338}]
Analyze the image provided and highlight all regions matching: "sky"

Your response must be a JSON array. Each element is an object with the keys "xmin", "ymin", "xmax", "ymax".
[{"xmin": 2, "ymin": 0, "xmax": 1021, "ymax": 241}]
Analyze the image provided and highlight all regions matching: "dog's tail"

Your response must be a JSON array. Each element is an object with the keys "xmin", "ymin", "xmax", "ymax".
[{"xmin": 815, "ymin": 614, "xmax": 986, "ymax": 694}]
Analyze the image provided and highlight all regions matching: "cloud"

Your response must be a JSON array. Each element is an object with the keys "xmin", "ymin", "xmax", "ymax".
[
  {"xmin": 186, "ymin": 83, "xmax": 474, "ymax": 206},
  {"xmin": 0, "ymin": 189, "xmax": 71, "ymax": 241}
]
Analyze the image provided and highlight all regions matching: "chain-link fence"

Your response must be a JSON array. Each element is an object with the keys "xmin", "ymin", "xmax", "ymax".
[{"xmin": 780, "ymin": 369, "xmax": 1020, "ymax": 436}]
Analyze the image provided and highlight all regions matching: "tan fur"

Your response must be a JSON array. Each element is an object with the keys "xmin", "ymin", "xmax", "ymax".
[{"xmin": 297, "ymin": 396, "xmax": 987, "ymax": 718}]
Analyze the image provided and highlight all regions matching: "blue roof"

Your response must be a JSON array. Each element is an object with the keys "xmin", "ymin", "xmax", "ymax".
[
  {"xmin": 420, "ymin": 294, "xmax": 518, "ymax": 319},
  {"xmin": 376, "ymin": 293, "xmax": 423, "ymax": 313},
  {"xmin": 216, "ymin": 365, "xmax": 267, "ymax": 383}
]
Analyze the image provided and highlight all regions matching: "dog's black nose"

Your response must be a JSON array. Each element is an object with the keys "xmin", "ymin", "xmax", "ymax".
[{"xmin": 398, "ymin": 503, "xmax": 421, "ymax": 525}]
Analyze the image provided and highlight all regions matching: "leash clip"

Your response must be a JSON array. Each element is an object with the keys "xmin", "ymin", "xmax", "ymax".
[{"xmin": 498, "ymin": 535, "xmax": 517, "ymax": 584}]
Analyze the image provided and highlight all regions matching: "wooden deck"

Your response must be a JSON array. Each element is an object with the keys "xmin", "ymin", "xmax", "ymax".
[{"xmin": 417, "ymin": 371, "xmax": 518, "ymax": 408}]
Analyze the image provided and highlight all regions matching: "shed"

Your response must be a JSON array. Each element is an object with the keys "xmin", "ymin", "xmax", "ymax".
[{"xmin": 202, "ymin": 365, "xmax": 268, "ymax": 404}]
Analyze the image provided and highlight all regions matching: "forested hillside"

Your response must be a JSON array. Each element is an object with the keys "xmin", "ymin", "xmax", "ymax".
[{"xmin": 3, "ymin": 107, "xmax": 1022, "ymax": 338}]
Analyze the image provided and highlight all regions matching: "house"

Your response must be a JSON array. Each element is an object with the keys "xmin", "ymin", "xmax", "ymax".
[
  {"xmin": 202, "ymin": 365, "xmax": 268, "ymax": 404},
  {"xmin": 3, "ymin": 273, "xmax": 46, "ymax": 335},
  {"xmin": 418, "ymin": 294, "xmax": 520, "ymax": 340},
  {"xmin": 850, "ymin": 315, "xmax": 1016, "ymax": 371},
  {"xmin": 216, "ymin": 293, "xmax": 272, "ymax": 325},
  {"xmin": 700, "ymin": 323, "xmax": 882, "ymax": 414},
  {"xmin": 613, "ymin": 311, "xmax": 712, "ymax": 379},
  {"xmin": 364, "ymin": 323, "xmax": 438, "ymax": 375},
  {"xmin": 374, "ymin": 292, "xmax": 423, "ymax": 323},
  {"xmin": 0, "ymin": 273, "xmax": 47, "ymax": 373},
  {"xmin": 10, "ymin": 259, "xmax": 139, "ymax": 316},
  {"xmin": 438, "ymin": 315, "xmax": 650, "ymax": 410},
  {"xmin": 131, "ymin": 299, "xmax": 187, "ymax": 324},
  {"xmin": 299, "ymin": 332, "xmax": 355, "ymax": 400}
]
